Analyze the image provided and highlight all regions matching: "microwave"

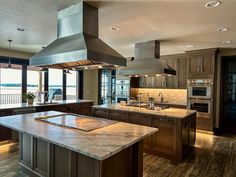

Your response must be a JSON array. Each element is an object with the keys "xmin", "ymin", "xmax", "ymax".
[
  {"xmin": 188, "ymin": 86, "xmax": 212, "ymax": 99},
  {"xmin": 187, "ymin": 79, "xmax": 212, "ymax": 99}
]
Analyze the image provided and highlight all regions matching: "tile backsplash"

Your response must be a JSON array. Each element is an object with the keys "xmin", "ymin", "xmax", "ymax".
[{"xmin": 131, "ymin": 88, "xmax": 187, "ymax": 105}]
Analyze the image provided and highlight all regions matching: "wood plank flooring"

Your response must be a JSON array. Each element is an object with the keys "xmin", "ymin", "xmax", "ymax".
[{"xmin": 0, "ymin": 132, "xmax": 236, "ymax": 177}]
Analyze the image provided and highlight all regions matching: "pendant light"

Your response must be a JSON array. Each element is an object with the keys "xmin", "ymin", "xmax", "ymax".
[{"xmin": 7, "ymin": 39, "xmax": 12, "ymax": 69}]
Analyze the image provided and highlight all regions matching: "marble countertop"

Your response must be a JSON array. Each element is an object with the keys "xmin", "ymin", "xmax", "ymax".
[
  {"xmin": 93, "ymin": 104, "xmax": 196, "ymax": 119},
  {"xmin": 0, "ymin": 111, "xmax": 157, "ymax": 160},
  {"xmin": 154, "ymin": 101, "xmax": 187, "ymax": 106},
  {"xmin": 0, "ymin": 99, "xmax": 93, "ymax": 110}
]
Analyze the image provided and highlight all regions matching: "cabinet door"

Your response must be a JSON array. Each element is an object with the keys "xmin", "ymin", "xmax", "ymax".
[
  {"xmin": 177, "ymin": 58, "xmax": 187, "ymax": 88},
  {"xmin": 92, "ymin": 108, "xmax": 110, "ymax": 119},
  {"xmin": 152, "ymin": 117, "xmax": 177, "ymax": 160},
  {"xmin": 145, "ymin": 76, "xmax": 156, "ymax": 88},
  {"xmin": 128, "ymin": 112, "xmax": 152, "ymax": 152},
  {"xmin": 166, "ymin": 59, "xmax": 177, "ymax": 88},
  {"xmin": 202, "ymin": 54, "xmax": 214, "ymax": 74},
  {"xmin": 110, "ymin": 110, "xmax": 128, "ymax": 122},
  {"xmin": 139, "ymin": 77, "xmax": 146, "ymax": 88},
  {"xmin": 188, "ymin": 56, "xmax": 203, "ymax": 74}
]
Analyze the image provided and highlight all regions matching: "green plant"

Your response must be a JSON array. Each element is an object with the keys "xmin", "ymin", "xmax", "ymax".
[{"xmin": 23, "ymin": 92, "xmax": 36, "ymax": 100}]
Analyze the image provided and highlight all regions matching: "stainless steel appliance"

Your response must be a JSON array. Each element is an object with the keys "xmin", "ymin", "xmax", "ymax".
[
  {"xmin": 117, "ymin": 40, "xmax": 176, "ymax": 76},
  {"xmin": 187, "ymin": 79, "xmax": 213, "ymax": 99},
  {"xmin": 188, "ymin": 99, "xmax": 212, "ymax": 118},
  {"xmin": 30, "ymin": 2, "xmax": 126, "ymax": 69}
]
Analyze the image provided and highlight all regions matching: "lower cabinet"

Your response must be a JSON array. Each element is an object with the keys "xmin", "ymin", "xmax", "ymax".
[
  {"xmin": 110, "ymin": 110, "xmax": 128, "ymax": 122},
  {"xmin": 92, "ymin": 108, "xmax": 196, "ymax": 163},
  {"xmin": 151, "ymin": 117, "xmax": 177, "ymax": 161}
]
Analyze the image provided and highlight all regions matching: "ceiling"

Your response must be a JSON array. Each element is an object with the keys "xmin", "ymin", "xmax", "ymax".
[{"xmin": 0, "ymin": 0, "xmax": 236, "ymax": 57}]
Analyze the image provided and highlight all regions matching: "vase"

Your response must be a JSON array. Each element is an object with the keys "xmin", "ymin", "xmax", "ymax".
[{"xmin": 27, "ymin": 99, "xmax": 34, "ymax": 105}]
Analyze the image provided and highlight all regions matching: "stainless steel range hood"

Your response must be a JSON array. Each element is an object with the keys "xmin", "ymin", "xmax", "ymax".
[
  {"xmin": 30, "ymin": 2, "xmax": 126, "ymax": 69},
  {"xmin": 118, "ymin": 40, "xmax": 176, "ymax": 76}
]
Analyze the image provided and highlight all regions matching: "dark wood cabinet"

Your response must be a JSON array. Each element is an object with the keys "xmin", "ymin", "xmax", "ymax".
[
  {"xmin": 92, "ymin": 107, "xmax": 196, "ymax": 163},
  {"xmin": 110, "ymin": 110, "xmax": 128, "ymax": 122},
  {"xmin": 0, "ymin": 111, "xmax": 13, "ymax": 141},
  {"xmin": 128, "ymin": 112, "xmax": 152, "ymax": 152},
  {"xmin": 152, "ymin": 116, "xmax": 177, "ymax": 160},
  {"xmin": 93, "ymin": 108, "xmax": 110, "ymax": 119},
  {"xmin": 186, "ymin": 48, "xmax": 218, "ymax": 78},
  {"xmin": 130, "ymin": 54, "xmax": 188, "ymax": 89}
]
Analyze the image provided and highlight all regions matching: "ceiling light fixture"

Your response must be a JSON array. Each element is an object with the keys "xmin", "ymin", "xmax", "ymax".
[
  {"xmin": 205, "ymin": 1, "xmax": 221, "ymax": 8},
  {"xmin": 17, "ymin": 28, "xmax": 25, "ymax": 32},
  {"xmin": 216, "ymin": 27, "xmax": 228, "ymax": 32},
  {"xmin": 98, "ymin": 65, "xmax": 103, "ymax": 69},
  {"xmin": 111, "ymin": 26, "xmax": 120, "ymax": 31},
  {"xmin": 222, "ymin": 40, "xmax": 232, "ymax": 44},
  {"xmin": 145, "ymin": 75, "xmax": 148, "ymax": 77},
  {"xmin": 156, "ymin": 74, "xmax": 160, "ymax": 77},
  {"xmin": 84, "ymin": 66, "xmax": 88, "ymax": 70}
]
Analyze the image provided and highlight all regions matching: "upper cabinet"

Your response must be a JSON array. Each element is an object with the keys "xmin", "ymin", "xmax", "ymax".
[
  {"xmin": 186, "ymin": 49, "xmax": 218, "ymax": 79},
  {"xmin": 131, "ymin": 54, "xmax": 188, "ymax": 89}
]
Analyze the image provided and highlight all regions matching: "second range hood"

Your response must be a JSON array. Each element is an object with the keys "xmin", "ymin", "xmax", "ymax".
[
  {"xmin": 30, "ymin": 2, "xmax": 126, "ymax": 69},
  {"xmin": 118, "ymin": 41, "xmax": 176, "ymax": 76}
]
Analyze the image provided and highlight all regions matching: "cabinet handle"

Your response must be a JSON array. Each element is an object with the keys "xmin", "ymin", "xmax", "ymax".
[
  {"xmin": 201, "ymin": 66, "xmax": 204, "ymax": 72},
  {"xmin": 197, "ymin": 66, "xmax": 200, "ymax": 72}
]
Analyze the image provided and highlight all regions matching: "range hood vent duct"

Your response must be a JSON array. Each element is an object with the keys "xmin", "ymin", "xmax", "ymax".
[
  {"xmin": 30, "ymin": 2, "xmax": 126, "ymax": 69},
  {"xmin": 118, "ymin": 40, "xmax": 176, "ymax": 76}
]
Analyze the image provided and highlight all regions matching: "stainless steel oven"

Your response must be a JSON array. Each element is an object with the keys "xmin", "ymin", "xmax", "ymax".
[
  {"xmin": 188, "ymin": 79, "xmax": 213, "ymax": 99},
  {"xmin": 188, "ymin": 99, "xmax": 212, "ymax": 118}
]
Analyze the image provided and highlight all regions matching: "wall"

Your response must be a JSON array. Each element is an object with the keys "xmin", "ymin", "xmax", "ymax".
[
  {"xmin": 131, "ymin": 88, "xmax": 187, "ymax": 105},
  {"xmin": 0, "ymin": 48, "xmax": 34, "ymax": 59},
  {"xmin": 83, "ymin": 69, "xmax": 98, "ymax": 105}
]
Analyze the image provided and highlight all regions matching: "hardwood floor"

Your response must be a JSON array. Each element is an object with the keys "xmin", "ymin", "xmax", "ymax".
[{"xmin": 0, "ymin": 132, "xmax": 236, "ymax": 177}]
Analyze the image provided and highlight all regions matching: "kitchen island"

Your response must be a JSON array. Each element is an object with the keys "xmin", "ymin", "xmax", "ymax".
[
  {"xmin": 93, "ymin": 104, "xmax": 197, "ymax": 163},
  {"xmin": 0, "ymin": 99, "xmax": 94, "ymax": 142},
  {"xmin": 0, "ymin": 111, "xmax": 157, "ymax": 177}
]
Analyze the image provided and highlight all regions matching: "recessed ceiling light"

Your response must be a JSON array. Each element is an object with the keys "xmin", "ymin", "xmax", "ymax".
[
  {"xmin": 156, "ymin": 74, "xmax": 160, "ymax": 77},
  {"xmin": 222, "ymin": 40, "xmax": 232, "ymax": 44},
  {"xmin": 17, "ymin": 28, "xmax": 25, "ymax": 31},
  {"xmin": 84, "ymin": 67, "xmax": 88, "ymax": 70},
  {"xmin": 145, "ymin": 75, "xmax": 148, "ymax": 77},
  {"xmin": 217, "ymin": 27, "xmax": 228, "ymax": 32},
  {"xmin": 205, "ymin": 1, "xmax": 221, "ymax": 8},
  {"xmin": 111, "ymin": 26, "xmax": 120, "ymax": 31},
  {"xmin": 185, "ymin": 44, "xmax": 195, "ymax": 48},
  {"xmin": 98, "ymin": 65, "xmax": 103, "ymax": 69}
]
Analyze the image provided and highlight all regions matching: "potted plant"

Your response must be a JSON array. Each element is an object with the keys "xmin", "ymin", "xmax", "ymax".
[{"xmin": 23, "ymin": 92, "xmax": 36, "ymax": 105}]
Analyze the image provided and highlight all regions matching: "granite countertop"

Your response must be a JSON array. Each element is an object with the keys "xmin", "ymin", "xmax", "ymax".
[
  {"xmin": 154, "ymin": 101, "xmax": 187, "ymax": 106},
  {"xmin": 0, "ymin": 99, "xmax": 93, "ymax": 110},
  {"xmin": 93, "ymin": 104, "xmax": 196, "ymax": 119},
  {"xmin": 0, "ymin": 111, "xmax": 157, "ymax": 160}
]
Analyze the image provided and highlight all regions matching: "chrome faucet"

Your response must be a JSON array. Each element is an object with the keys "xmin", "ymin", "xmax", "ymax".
[
  {"xmin": 158, "ymin": 92, "xmax": 164, "ymax": 102},
  {"xmin": 137, "ymin": 93, "xmax": 150, "ymax": 108}
]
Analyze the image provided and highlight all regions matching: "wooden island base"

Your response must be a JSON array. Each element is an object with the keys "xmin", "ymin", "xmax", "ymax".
[{"xmin": 19, "ymin": 133, "xmax": 144, "ymax": 177}]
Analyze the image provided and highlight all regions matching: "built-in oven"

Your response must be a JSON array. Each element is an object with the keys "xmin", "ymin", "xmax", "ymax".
[
  {"xmin": 188, "ymin": 79, "xmax": 213, "ymax": 99},
  {"xmin": 188, "ymin": 99, "xmax": 212, "ymax": 118}
]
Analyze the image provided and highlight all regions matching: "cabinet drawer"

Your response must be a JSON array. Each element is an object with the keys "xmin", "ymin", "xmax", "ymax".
[
  {"xmin": 152, "ymin": 116, "xmax": 175, "ymax": 125},
  {"xmin": 128, "ymin": 112, "xmax": 151, "ymax": 126},
  {"xmin": 110, "ymin": 110, "xmax": 128, "ymax": 122},
  {"xmin": 92, "ymin": 108, "xmax": 109, "ymax": 119}
]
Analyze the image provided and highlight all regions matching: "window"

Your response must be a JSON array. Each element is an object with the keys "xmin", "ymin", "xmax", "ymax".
[
  {"xmin": 66, "ymin": 70, "xmax": 77, "ymax": 100},
  {"xmin": 27, "ymin": 66, "xmax": 44, "ymax": 102},
  {"xmin": 0, "ymin": 63, "xmax": 22, "ymax": 104},
  {"xmin": 48, "ymin": 68, "xmax": 63, "ymax": 101}
]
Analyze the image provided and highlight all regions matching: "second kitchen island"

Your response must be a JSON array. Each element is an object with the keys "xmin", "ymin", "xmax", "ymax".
[{"xmin": 93, "ymin": 104, "xmax": 197, "ymax": 163}]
